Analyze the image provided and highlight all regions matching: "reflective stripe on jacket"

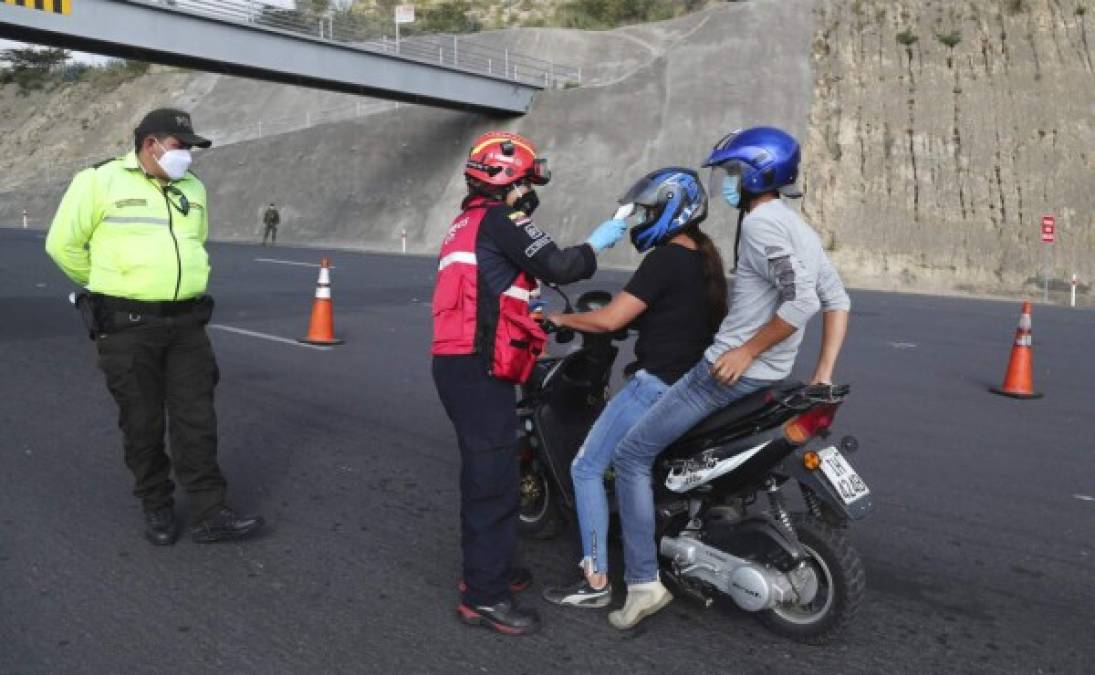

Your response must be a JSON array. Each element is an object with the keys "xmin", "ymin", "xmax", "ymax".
[
  {"xmin": 45, "ymin": 151, "xmax": 210, "ymax": 301},
  {"xmin": 431, "ymin": 197, "xmax": 545, "ymax": 383}
]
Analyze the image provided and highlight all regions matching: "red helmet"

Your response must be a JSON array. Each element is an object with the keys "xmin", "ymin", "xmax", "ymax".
[{"xmin": 465, "ymin": 131, "xmax": 551, "ymax": 190}]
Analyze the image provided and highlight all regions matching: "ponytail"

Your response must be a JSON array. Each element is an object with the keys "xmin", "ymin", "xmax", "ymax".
[{"xmin": 682, "ymin": 224, "xmax": 728, "ymax": 332}]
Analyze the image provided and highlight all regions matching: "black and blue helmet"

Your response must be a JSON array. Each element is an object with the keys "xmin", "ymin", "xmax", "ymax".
[
  {"xmin": 702, "ymin": 126, "xmax": 802, "ymax": 200},
  {"xmin": 618, "ymin": 167, "xmax": 707, "ymax": 253}
]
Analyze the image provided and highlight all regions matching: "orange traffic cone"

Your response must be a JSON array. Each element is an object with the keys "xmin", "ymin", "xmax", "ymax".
[
  {"xmin": 990, "ymin": 301, "xmax": 1041, "ymax": 399},
  {"xmin": 299, "ymin": 257, "xmax": 344, "ymax": 346}
]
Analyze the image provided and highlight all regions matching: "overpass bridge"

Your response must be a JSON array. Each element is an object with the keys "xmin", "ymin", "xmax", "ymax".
[{"xmin": 0, "ymin": 0, "xmax": 579, "ymax": 114}]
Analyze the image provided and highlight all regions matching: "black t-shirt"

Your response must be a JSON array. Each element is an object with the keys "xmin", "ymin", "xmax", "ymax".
[{"xmin": 624, "ymin": 243, "xmax": 714, "ymax": 385}]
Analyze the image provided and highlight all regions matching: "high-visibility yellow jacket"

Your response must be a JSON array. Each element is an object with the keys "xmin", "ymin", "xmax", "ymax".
[{"xmin": 45, "ymin": 151, "xmax": 210, "ymax": 301}]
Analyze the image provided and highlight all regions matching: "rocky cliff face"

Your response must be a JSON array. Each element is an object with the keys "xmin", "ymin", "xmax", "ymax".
[{"xmin": 803, "ymin": 0, "xmax": 1094, "ymax": 299}]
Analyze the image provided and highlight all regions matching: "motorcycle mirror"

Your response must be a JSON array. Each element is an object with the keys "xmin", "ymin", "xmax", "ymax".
[
  {"xmin": 576, "ymin": 290, "xmax": 613, "ymax": 313},
  {"xmin": 547, "ymin": 283, "xmax": 574, "ymax": 313}
]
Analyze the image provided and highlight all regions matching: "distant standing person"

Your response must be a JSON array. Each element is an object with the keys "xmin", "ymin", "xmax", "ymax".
[
  {"xmin": 44, "ymin": 108, "xmax": 265, "ymax": 546},
  {"xmin": 262, "ymin": 202, "xmax": 280, "ymax": 245}
]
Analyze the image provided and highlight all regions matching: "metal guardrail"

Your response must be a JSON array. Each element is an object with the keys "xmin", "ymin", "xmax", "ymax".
[{"xmin": 133, "ymin": 0, "xmax": 581, "ymax": 88}]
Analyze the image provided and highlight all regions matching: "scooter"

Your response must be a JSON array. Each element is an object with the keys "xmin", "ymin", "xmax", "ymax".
[{"xmin": 517, "ymin": 284, "xmax": 871, "ymax": 644}]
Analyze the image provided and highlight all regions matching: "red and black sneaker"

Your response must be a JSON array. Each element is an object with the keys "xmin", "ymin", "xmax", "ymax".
[
  {"xmin": 459, "ymin": 567, "xmax": 533, "ymax": 595},
  {"xmin": 457, "ymin": 599, "xmax": 541, "ymax": 636}
]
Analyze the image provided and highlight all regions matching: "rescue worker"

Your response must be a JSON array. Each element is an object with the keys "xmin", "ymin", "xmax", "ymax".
[
  {"xmin": 261, "ymin": 202, "xmax": 280, "ymax": 245},
  {"xmin": 45, "ymin": 108, "xmax": 265, "ymax": 546},
  {"xmin": 431, "ymin": 131, "xmax": 629, "ymax": 636}
]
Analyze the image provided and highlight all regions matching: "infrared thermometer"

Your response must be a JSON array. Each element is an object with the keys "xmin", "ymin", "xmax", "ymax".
[{"xmin": 614, "ymin": 203, "xmax": 635, "ymax": 221}]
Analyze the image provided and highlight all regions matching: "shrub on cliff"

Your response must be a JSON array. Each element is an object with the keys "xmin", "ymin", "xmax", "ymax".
[
  {"xmin": 80, "ymin": 59, "xmax": 151, "ymax": 90},
  {"xmin": 554, "ymin": 0, "xmax": 708, "ymax": 29},
  {"xmin": 0, "ymin": 47, "xmax": 69, "ymax": 95}
]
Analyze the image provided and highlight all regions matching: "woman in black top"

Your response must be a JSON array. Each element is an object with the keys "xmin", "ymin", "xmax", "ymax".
[{"xmin": 542, "ymin": 168, "xmax": 728, "ymax": 608}]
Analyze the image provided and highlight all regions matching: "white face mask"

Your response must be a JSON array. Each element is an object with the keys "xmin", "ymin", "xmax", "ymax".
[{"xmin": 154, "ymin": 139, "xmax": 192, "ymax": 181}]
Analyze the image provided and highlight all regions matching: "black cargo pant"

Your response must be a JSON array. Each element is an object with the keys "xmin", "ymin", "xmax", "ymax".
[
  {"xmin": 95, "ymin": 307, "xmax": 226, "ymax": 522},
  {"xmin": 432, "ymin": 354, "xmax": 520, "ymax": 607}
]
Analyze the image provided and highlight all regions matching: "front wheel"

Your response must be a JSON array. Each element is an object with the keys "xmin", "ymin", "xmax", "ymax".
[
  {"xmin": 518, "ymin": 460, "xmax": 562, "ymax": 539},
  {"xmin": 757, "ymin": 515, "xmax": 866, "ymax": 645}
]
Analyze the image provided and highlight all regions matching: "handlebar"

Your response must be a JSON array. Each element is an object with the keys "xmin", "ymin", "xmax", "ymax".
[
  {"xmin": 537, "ymin": 316, "xmax": 575, "ymax": 344},
  {"xmin": 537, "ymin": 285, "xmax": 631, "ymax": 343}
]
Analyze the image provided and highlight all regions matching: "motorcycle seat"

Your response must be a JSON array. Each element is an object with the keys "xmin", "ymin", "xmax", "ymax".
[{"xmin": 671, "ymin": 380, "xmax": 803, "ymax": 447}]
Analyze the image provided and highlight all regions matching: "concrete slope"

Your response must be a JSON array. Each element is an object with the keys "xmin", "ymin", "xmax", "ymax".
[
  {"xmin": 1, "ymin": 1, "xmax": 819, "ymax": 272},
  {"xmin": 455, "ymin": 11, "xmax": 716, "ymax": 87},
  {"xmin": 176, "ymin": 0, "xmax": 817, "ymax": 268}
]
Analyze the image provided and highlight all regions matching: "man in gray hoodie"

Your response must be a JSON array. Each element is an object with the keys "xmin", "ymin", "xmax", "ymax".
[{"xmin": 608, "ymin": 127, "xmax": 851, "ymax": 630}]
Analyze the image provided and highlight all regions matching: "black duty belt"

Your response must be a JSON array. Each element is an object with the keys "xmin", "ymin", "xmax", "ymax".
[{"xmin": 92, "ymin": 293, "xmax": 205, "ymax": 318}]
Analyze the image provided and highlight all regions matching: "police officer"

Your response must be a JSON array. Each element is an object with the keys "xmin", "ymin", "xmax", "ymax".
[
  {"xmin": 45, "ymin": 108, "xmax": 264, "ymax": 546},
  {"xmin": 261, "ymin": 202, "xmax": 279, "ymax": 245},
  {"xmin": 431, "ymin": 131, "xmax": 629, "ymax": 635}
]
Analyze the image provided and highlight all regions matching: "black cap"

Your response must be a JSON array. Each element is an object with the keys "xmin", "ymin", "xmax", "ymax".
[{"xmin": 135, "ymin": 108, "xmax": 212, "ymax": 148}]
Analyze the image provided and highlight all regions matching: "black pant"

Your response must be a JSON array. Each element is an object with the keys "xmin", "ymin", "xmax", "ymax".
[
  {"xmin": 432, "ymin": 355, "xmax": 520, "ymax": 606},
  {"xmin": 262, "ymin": 225, "xmax": 277, "ymax": 245},
  {"xmin": 96, "ymin": 315, "xmax": 226, "ymax": 521}
]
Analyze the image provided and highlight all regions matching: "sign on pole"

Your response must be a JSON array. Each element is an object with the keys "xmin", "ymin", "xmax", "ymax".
[
  {"xmin": 1041, "ymin": 214, "xmax": 1055, "ymax": 244},
  {"xmin": 1040, "ymin": 214, "xmax": 1055, "ymax": 302},
  {"xmin": 394, "ymin": 4, "xmax": 414, "ymax": 54}
]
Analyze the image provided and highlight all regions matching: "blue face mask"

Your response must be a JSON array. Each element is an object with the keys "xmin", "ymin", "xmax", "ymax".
[{"xmin": 722, "ymin": 174, "xmax": 741, "ymax": 208}]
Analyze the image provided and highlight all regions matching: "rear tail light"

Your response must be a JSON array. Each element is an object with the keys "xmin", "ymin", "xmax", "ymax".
[{"xmin": 784, "ymin": 404, "xmax": 838, "ymax": 445}]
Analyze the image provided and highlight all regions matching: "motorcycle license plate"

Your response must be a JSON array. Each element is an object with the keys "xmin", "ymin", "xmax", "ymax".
[{"xmin": 817, "ymin": 447, "xmax": 870, "ymax": 505}]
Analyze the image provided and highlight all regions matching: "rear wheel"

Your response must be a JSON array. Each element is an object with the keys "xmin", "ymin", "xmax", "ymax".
[
  {"xmin": 757, "ymin": 515, "xmax": 865, "ymax": 645},
  {"xmin": 519, "ymin": 460, "xmax": 562, "ymax": 539}
]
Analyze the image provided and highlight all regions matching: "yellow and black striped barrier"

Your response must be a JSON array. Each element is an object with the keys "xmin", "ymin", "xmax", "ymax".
[{"xmin": 2, "ymin": 0, "xmax": 72, "ymax": 15}]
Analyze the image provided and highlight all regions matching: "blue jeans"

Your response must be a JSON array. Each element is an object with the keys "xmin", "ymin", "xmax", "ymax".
[
  {"xmin": 614, "ymin": 359, "xmax": 772, "ymax": 583},
  {"xmin": 571, "ymin": 369, "xmax": 668, "ymax": 575}
]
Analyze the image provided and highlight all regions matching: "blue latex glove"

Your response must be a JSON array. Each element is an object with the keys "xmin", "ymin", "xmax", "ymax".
[{"xmin": 586, "ymin": 218, "xmax": 629, "ymax": 253}]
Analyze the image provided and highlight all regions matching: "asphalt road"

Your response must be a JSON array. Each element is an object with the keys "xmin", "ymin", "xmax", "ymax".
[{"xmin": 1, "ymin": 228, "xmax": 1093, "ymax": 674}]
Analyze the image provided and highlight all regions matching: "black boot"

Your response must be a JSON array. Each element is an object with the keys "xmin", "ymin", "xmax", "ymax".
[
  {"xmin": 144, "ymin": 507, "xmax": 178, "ymax": 546},
  {"xmin": 457, "ymin": 599, "xmax": 541, "ymax": 636},
  {"xmin": 507, "ymin": 566, "xmax": 533, "ymax": 593},
  {"xmin": 190, "ymin": 507, "xmax": 265, "ymax": 543}
]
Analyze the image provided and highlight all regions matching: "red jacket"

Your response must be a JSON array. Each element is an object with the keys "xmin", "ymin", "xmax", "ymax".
[{"xmin": 431, "ymin": 197, "xmax": 546, "ymax": 384}]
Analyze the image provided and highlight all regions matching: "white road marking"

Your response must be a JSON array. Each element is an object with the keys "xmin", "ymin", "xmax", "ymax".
[
  {"xmin": 1073, "ymin": 494, "xmax": 1095, "ymax": 502},
  {"xmin": 209, "ymin": 324, "xmax": 333, "ymax": 351},
  {"xmin": 889, "ymin": 342, "xmax": 918, "ymax": 349},
  {"xmin": 254, "ymin": 258, "xmax": 336, "ymax": 269}
]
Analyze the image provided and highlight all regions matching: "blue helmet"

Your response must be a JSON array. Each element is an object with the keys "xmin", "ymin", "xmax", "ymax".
[
  {"xmin": 618, "ymin": 167, "xmax": 708, "ymax": 253},
  {"xmin": 702, "ymin": 126, "xmax": 802, "ymax": 199}
]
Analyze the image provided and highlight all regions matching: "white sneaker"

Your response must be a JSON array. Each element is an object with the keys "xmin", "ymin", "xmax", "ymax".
[{"xmin": 608, "ymin": 580, "xmax": 673, "ymax": 629}]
